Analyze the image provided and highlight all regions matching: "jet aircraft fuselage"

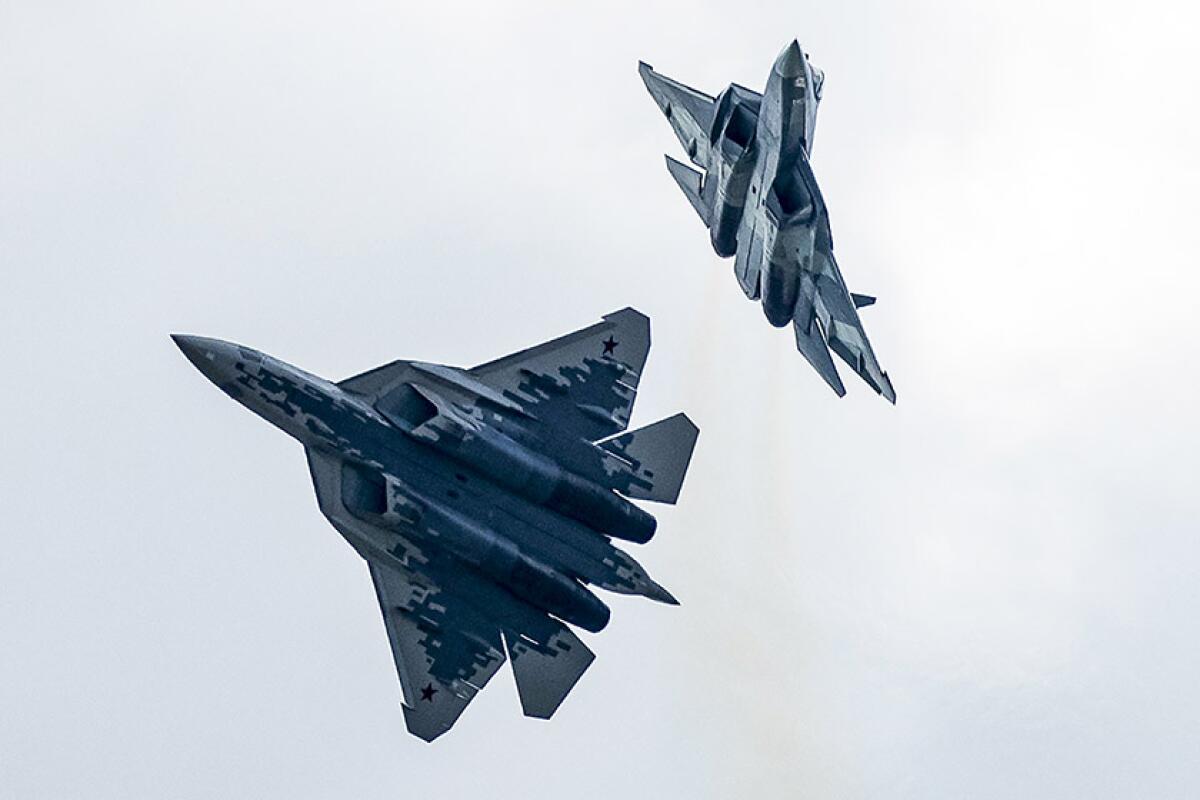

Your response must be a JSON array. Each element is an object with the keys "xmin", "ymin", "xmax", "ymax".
[
  {"xmin": 173, "ymin": 334, "xmax": 673, "ymax": 634},
  {"xmin": 174, "ymin": 310, "xmax": 696, "ymax": 741},
  {"xmin": 641, "ymin": 41, "xmax": 895, "ymax": 402}
]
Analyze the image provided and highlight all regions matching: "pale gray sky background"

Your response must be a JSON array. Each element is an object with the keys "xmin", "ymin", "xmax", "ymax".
[{"xmin": 3, "ymin": 1, "xmax": 1199, "ymax": 797}]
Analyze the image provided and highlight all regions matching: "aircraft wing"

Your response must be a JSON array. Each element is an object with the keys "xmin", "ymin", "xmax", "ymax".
[
  {"xmin": 469, "ymin": 308, "xmax": 651, "ymax": 441},
  {"xmin": 336, "ymin": 310, "xmax": 651, "ymax": 441},
  {"xmin": 369, "ymin": 560, "xmax": 598, "ymax": 740},
  {"xmin": 369, "ymin": 561, "xmax": 508, "ymax": 742},
  {"xmin": 305, "ymin": 447, "xmax": 596, "ymax": 741},
  {"xmin": 793, "ymin": 251, "xmax": 895, "ymax": 403},
  {"xmin": 782, "ymin": 150, "xmax": 895, "ymax": 402},
  {"xmin": 638, "ymin": 62, "xmax": 716, "ymax": 168},
  {"xmin": 305, "ymin": 447, "xmax": 500, "ymax": 741},
  {"xmin": 816, "ymin": 251, "xmax": 895, "ymax": 402}
]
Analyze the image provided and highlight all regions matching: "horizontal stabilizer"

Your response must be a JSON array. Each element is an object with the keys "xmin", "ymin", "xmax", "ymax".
[
  {"xmin": 851, "ymin": 293, "xmax": 876, "ymax": 308},
  {"xmin": 504, "ymin": 626, "xmax": 594, "ymax": 720},
  {"xmin": 793, "ymin": 314, "xmax": 846, "ymax": 398},
  {"xmin": 665, "ymin": 156, "xmax": 709, "ymax": 222},
  {"xmin": 598, "ymin": 412, "xmax": 699, "ymax": 504}
]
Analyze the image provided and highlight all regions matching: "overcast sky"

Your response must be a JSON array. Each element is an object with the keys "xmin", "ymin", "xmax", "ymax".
[{"xmin": 3, "ymin": 1, "xmax": 1199, "ymax": 797}]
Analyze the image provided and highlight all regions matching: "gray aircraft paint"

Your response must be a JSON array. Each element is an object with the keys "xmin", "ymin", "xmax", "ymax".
[
  {"xmin": 173, "ymin": 308, "xmax": 698, "ymax": 741},
  {"xmin": 640, "ymin": 40, "xmax": 896, "ymax": 403}
]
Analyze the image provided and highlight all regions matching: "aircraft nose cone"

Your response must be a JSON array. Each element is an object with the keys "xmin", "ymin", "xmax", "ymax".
[
  {"xmin": 171, "ymin": 334, "xmax": 241, "ymax": 387},
  {"xmin": 774, "ymin": 39, "xmax": 806, "ymax": 78}
]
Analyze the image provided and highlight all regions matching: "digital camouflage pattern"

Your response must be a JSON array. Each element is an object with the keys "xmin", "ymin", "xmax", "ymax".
[{"xmin": 174, "ymin": 308, "xmax": 698, "ymax": 741}]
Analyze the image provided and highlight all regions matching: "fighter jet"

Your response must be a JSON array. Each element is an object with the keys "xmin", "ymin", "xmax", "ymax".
[
  {"xmin": 173, "ymin": 309, "xmax": 697, "ymax": 741},
  {"xmin": 640, "ymin": 41, "xmax": 896, "ymax": 402}
]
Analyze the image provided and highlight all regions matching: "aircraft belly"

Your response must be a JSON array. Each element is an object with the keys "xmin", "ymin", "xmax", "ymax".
[{"xmin": 364, "ymin": 441, "xmax": 662, "ymax": 601}]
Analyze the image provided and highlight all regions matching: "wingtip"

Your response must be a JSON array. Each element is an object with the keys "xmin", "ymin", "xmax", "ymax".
[
  {"xmin": 638, "ymin": 60, "xmax": 657, "ymax": 89},
  {"xmin": 602, "ymin": 307, "xmax": 649, "ymax": 327},
  {"xmin": 880, "ymin": 373, "xmax": 897, "ymax": 404},
  {"xmin": 678, "ymin": 411, "xmax": 700, "ymax": 438},
  {"xmin": 401, "ymin": 705, "xmax": 450, "ymax": 743}
]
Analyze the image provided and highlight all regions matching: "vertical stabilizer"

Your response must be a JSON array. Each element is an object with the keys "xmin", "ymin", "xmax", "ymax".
[{"xmin": 792, "ymin": 306, "xmax": 846, "ymax": 397}]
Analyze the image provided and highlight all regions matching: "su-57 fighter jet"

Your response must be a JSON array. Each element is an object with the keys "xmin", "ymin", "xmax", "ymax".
[
  {"xmin": 640, "ymin": 41, "xmax": 896, "ymax": 402},
  {"xmin": 174, "ymin": 309, "xmax": 697, "ymax": 741}
]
